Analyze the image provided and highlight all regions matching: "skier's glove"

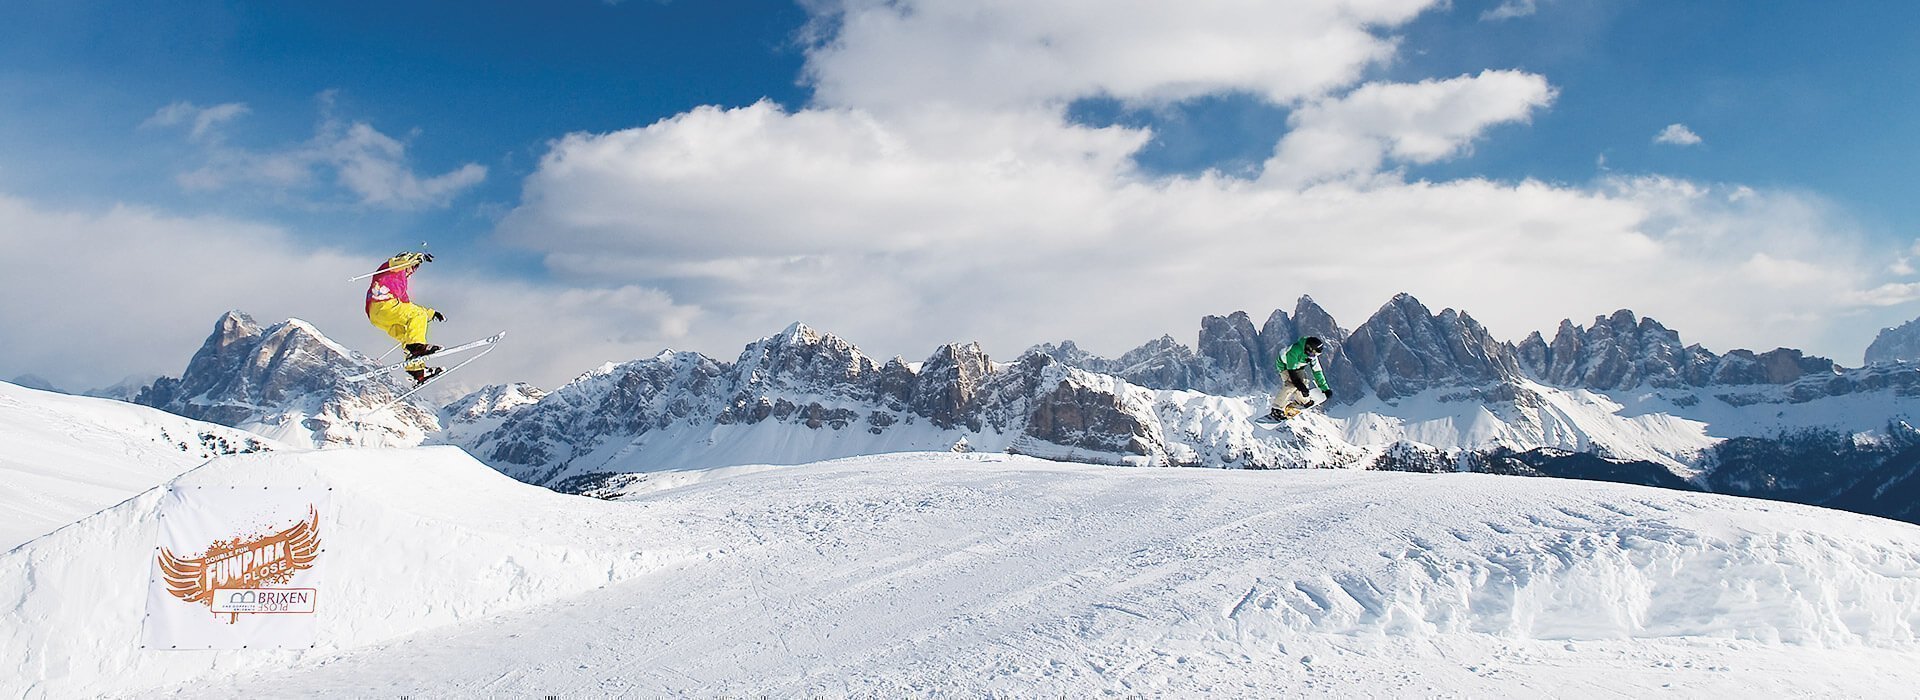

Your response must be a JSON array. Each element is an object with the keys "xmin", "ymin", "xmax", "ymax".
[
  {"xmin": 421, "ymin": 253, "xmax": 434, "ymax": 263},
  {"xmin": 431, "ymin": 311, "xmax": 445, "ymax": 322},
  {"xmin": 1322, "ymin": 389, "xmax": 1334, "ymax": 401}
]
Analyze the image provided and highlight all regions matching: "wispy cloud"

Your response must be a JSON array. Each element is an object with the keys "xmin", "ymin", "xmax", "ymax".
[
  {"xmin": 141, "ymin": 101, "xmax": 251, "ymax": 143},
  {"xmin": 1481, "ymin": 0, "xmax": 1540, "ymax": 21},
  {"xmin": 1654, "ymin": 123, "xmax": 1703, "ymax": 146},
  {"xmin": 152, "ymin": 92, "xmax": 486, "ymax": 210},
  {"xmin": 1848, "ymin": 282, "xmax": 1920, "ymax": 307}
]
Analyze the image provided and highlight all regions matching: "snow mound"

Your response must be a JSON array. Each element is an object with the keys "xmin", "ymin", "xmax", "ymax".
[
  {"xmin": 0, "ymin": 381, "xmax": 280, "ymax": 550},
  {"xmin": 0, "ymin": 447, "xmax": 710, "ymax": 699}
]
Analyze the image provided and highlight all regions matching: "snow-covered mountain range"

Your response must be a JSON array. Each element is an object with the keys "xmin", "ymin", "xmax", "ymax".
[{"xmin": 86, "ymin": 293, "xmax": 1920, "ymax": 525}]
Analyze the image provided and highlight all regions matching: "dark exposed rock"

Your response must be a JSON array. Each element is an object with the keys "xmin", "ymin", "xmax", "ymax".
[
  {"xmin": 913, "ymin": 342, "xmax": 993, "ymax": 431},
  {"xmin": 1022, "ymin": 378, "xmax": 1153, "ymax": 457},
  {"xmin": 1198, "ymin": 312, "xmax": 1266, "ymax": 391}
]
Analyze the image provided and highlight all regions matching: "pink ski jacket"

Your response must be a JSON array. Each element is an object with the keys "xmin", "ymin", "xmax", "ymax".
[{"xmin": 365, "ymin": 263, "xmax": 416, "ymax": 316}]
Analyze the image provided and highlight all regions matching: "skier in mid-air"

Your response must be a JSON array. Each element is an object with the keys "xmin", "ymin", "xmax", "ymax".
[
  {"xmin": 1269, "ymin": 336, "xmax": 1332, "ymax": 420},
  {"xmin": 364, "ymin": 251, "xmax": 445, "ymax": 385}
]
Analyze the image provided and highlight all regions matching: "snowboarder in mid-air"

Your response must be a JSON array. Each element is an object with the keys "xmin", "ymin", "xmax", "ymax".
[
  {"xmin": 364, "ymin": 251, "xmax": 445, "ymax": 385},
  {"xmin": 1269, "ymin": 336, "xmax": 1332, "ymax": 421}
]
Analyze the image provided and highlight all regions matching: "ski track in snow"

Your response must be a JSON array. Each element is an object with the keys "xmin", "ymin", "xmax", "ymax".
[{"xmin": 146, "ymin": 453, "xmax": 1920, "ymax": 699}]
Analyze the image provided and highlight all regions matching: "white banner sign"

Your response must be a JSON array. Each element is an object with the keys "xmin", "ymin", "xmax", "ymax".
[{"xmin": 143, "ymin": 486, "xmax": 330, "ymax": 650}]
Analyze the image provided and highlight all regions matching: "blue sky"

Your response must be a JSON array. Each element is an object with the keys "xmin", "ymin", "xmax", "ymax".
[{"xmin": 3, "ymin": 0, "xmax": 1919, "ymax": 390}]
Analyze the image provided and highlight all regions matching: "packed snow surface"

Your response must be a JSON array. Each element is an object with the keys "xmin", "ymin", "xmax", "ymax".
[
  {"xmin": 0, "ymin": 381, "xmax": 278, "ymax": 550},
  {"xmin": 7, "ymin": 448, "xmax": 1920, "ymax": 698}
]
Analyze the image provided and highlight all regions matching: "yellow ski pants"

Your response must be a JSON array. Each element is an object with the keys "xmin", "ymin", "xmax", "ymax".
[{"xmin": 367, "ymin": 300, "xmax": 435, "ymax": 347}]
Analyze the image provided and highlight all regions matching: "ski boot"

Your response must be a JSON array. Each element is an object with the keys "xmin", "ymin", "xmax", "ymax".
[
  {"xmin": 404, "ymin": 342, "xmax": 442, "ymax": 360},
  {"xmin": 406, "ymin": 366, "xmax": 445, "ymax": 386},
  {"xmin": 1270, "ymin": 400, "xmax": 1317, "ymax": 421}
]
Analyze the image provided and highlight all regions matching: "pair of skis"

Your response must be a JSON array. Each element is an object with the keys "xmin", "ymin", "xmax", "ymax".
[{"xmin": 346, "ymin": 331, "xmax": 506, "ymax": 415}]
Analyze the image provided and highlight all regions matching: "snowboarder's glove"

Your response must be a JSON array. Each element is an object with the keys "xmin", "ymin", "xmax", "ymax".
[
  {"xmin": 421, "ymin": 253, "xmax": 434, "ymax": 263},
  {"xmin": 431, "ymin": 311, "xmax": 445, "ymax": 322},
  {"xmin": 1322, "ymin": 389, "xmax": 1333, "ymax": 401}
]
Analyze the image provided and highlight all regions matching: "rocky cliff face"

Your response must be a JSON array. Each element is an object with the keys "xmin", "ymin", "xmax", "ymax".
[
  {"xmin": 1339, "ymin": 293, "xmax": 1522, "ymax": 401},
  {"xmin": 135, "ymin": 311, "xmax": 438, "ymax": 447},
  {"xmin": 1866, "ymin": 318, "xmax": 1920, "ymax": 366}
]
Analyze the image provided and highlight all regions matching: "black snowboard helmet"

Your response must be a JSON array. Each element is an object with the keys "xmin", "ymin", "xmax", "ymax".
[{"xmin": 1303, "ymin": 336, "xmax": 1325, "ymax": 355}]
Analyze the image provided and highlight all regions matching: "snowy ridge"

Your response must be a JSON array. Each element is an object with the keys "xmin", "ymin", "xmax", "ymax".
[
  {"xmin": 0, "ymin": 447, "xmax": 705, "ymax": 698},
  {"xmin": 47, "ymin": 453, "xmax": 1919, "ymax": 697},
  {"xmin": 0, "ymin": 381, "xmax": 279, "ymax": 550}
]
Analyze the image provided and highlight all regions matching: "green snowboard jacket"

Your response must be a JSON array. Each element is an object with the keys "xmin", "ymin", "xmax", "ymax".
[{"xmin": 1276, "ymin": 338, "xmax": 1329, "ymax": 392}]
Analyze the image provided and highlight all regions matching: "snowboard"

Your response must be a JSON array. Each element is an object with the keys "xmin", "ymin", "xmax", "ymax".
[
  {"xmin": 1253, "ymin": 401, "xmax": 1315, "ymax": 424},
  {"xmin": 345, "ymin": 331, "xmax": 506, "ymax": 383}
]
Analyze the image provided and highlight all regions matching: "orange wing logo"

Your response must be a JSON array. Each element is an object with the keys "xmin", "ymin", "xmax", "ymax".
[{"xmin": 158, "ymin": 505, "xmax": 321, "ymax": 622}]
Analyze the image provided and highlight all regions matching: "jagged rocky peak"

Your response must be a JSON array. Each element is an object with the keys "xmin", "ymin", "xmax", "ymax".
[
  {"xmin": 1866, "ymin": 316, "xmax": 1920, "ymax": 365},
  {"xmin": 1341, "ymin": 293, "xmax": 1522, "ymax": 400},
  {"xmin": 913, "ymin": 342, "xmax": 994, "ymax": 430},
  {"xmin": 444, "ymin": 382, "xmax": 547, "ymax": 423},
  {"xmin": 1199, "ymin": 311, "xmax": 1266, "ymax": 390},
  {"xmin": 139, "ymin": 312, "xmax": 349, "ymax": 412},
  {"xmin": 1521, "ymin": 309, "xmax": 1835, "ymax": 390},
  {"xmin": 735, "ymin": 322, "xmax": 879, "ymax": 387},
  {"xmin": 1119, "ymin": 335, "xmax": 1186, "ymax": 359},
  {"xmin": 210, "ymin": 309, "xmax": 263, "ymax": 351},
  {"xmin": 1111, "ymin": 335, "xmax": 1210, "ymax": 392},
  {"xmin": 1540, "ymin": 309, "xmax": 1690, "ymax": 390},
  {"xmin": 1023, "ymin": 340, "xmax": 1115, "ymax": 373},
  {"xmin": 1289, "ymin": 295, "xmax": 1343, "ymax": 342},
  {"xmin": 135, "ymin": 311, "xmax": 436, "ymax": 447}
]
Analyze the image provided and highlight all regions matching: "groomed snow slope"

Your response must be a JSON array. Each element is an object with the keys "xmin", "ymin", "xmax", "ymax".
[
  {"xmin": 0, "ymin": 447, "xmax": 711, "ymax": 699},
  {"xmin": 0, "ymin": 381, "xmax": 280, "ymax": 550},
  {"xmin": 12, "ymin": 452, "xmax": 1911, "ymax": 697}
]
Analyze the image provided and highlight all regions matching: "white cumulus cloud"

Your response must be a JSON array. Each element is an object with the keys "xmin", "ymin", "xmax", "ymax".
[
  {"xmin": 802, "ymin": 0, "xmax": 1441, "ymax": 111},
  {"xmin": 1655, "ymin": 123, "xmax": 1703, "ymax": 146},
  {"xmin": 1265, "ymin": 70, "xmax": 1556, "ymax": 186}
]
